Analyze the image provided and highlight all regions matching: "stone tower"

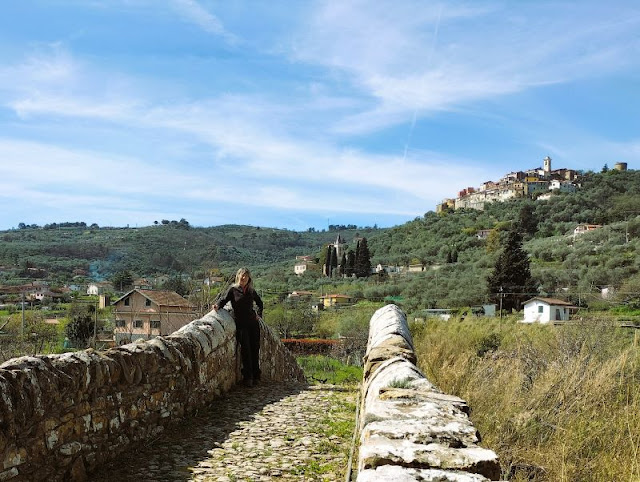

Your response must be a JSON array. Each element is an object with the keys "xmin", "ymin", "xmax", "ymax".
[{"xmin": 543, "ymin": 156, "xmax": 552, "ymax": 175}]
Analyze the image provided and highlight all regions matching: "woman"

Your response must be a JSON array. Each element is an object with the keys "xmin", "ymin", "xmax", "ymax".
[{"xmin": 213, "ymin": 268, "xmax": 263, "ymax": 387}]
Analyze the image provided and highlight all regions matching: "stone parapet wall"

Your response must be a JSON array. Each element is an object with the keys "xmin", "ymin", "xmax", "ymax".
[
  {"xmin": 0, "ymin": 309, "xmax": 304, "ymax": 481},
  {"xmin": 356, "ymin": 304, "xmax": 501, "ymax": 481}
]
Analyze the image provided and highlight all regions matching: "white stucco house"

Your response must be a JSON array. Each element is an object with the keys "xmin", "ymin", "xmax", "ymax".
[
  {"xmin": 522, "ymin": 297, "xmax": 577, "ymax": 324},
  {"xmin": 573, "ymin": 224, "xmax": 602, "ymax": 238},
  {"xmin": 87, "ymin": 282, "xmax": 113, "ymax": 296}
]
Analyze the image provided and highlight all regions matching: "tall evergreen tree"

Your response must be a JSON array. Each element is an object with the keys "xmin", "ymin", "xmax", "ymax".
[
  {"xmin": 345, "ymin": 249, "xmax": 355, "ymax": 277},
  {"xmin": 330, "ymin": 246, "xmax": 338, "ymax": 276},
  {"xmin": 355, "ymin": 237, "xmax": 372, "ymax": 278},
  {"xmin": 111, "ymin": 270, "xmax": 133, "ymax": 292},
  {"xmin": 324, "ymin": 245, "xmax": 332, "ymax": 277},
  {"xmin": 339, "ymin": 253, "xmax": 347, "ymax": 277},
  {"xmin": 487, "ymin": 229, "xmax": 536, "ymax": 312}
]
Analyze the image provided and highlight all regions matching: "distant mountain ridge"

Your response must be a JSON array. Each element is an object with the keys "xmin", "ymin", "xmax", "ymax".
[{"xmin": 0, "ymin": 224, "xmax": 382, "ymax": 283}]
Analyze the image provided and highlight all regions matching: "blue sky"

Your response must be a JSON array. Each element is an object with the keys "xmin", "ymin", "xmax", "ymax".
[{"xmin": 1, "ymin": 1, "xmax": 638, "ymax": 231}]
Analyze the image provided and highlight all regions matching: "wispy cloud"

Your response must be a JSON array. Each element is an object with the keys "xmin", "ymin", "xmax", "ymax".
[
  {"xmin": 0, "ymin": 0, "xmax": 638, "ymax": 229},
  {"xmin": 289, "ymin": 0, "xmax": 640, "ymax": 134},
  {"xmin": 0, "ymin": 44, "xmax": 76, "ymax": 95},
  {"xmin": 169, "ymin": 0, "xmax": 237, "ymax": 42}
]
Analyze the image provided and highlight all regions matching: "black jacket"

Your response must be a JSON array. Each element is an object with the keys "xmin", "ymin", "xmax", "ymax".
[{"xmin": 217, "ymin": 285, "xmax": 263, "ymax": 325}]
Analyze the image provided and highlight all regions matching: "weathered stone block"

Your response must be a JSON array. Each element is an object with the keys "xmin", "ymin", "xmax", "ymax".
[
  {"xmin": 59, "ymin": 442, "xmax": 82, "ymax": 456},
  {"xmin": 0, "ymin": 467, "xmax": 18, "ymax": 481},
  {"xmin": 2, "ymin": 447, "xmax": 26, "ymax": 470},
  {"xmin": 357, "ymin": 465, "xmax": 492, "ymax": 481},
  {"xmin": 357, "ymin": 305, "xmax": 500, "ymax": 481}
]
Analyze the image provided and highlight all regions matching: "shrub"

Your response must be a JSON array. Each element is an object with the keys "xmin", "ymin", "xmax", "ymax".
[
  {"xmin": 412, "ymin": 318, "xmax": 640, "ymax": 481},
  {"xmin": 475, "ymin": 332, "xmax": 502, "ymax": 357}
]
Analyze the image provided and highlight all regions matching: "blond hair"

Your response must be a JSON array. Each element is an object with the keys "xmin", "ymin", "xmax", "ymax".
[{"xmin": 234, "ymin": 267, "xmax": 254, "ymax": 291}]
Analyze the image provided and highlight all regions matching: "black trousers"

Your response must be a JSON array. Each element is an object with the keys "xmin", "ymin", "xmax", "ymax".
[{"xmin": 237, "ymin": 318, "xmax": 261, "ymax": 381}]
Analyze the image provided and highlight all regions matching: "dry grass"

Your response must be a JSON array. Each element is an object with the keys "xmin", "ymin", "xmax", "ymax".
[{"xmin": 412, "ymin": 316, "xmax": 640, "ymax": 481}]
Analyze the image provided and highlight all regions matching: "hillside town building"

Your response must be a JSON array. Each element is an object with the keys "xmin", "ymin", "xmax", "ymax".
[
  {"xmin": 573, "ymin": 224, "xmax": 602, "ymax": 238},
  {"xmin": 437, "ymin": 156, "xmax": 583, "ymax": 212},
  {"xmin": 294, "ymin": 255, "xmax": 316, "ymax": 275}
]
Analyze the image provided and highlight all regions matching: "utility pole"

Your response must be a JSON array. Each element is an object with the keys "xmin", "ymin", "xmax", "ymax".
[
  {"xmin": 93, "ymin": 300, "xmax": 98, "ymax": 348},
  {"xmin": 21, "ymin": 291, "xmax": 25, "ymax": 336},
  {"xmin": 499, "ymin": 286, "xmax": 503, "ymax": 329}
]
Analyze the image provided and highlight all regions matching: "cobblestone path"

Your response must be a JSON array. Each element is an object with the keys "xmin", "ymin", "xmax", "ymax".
[{"xmin": 90, "ymin": 382, "xmax": 358, "ymax": 481}]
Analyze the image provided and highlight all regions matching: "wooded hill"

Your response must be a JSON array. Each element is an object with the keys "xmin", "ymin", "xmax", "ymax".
[
  {"xmin": 0, "ymin": 223, "xmax": 380, "ymax": 284},
  {"xmin": 1, "ymin": 169, "xmax": 639, "ymax": 315},
  {"xmin": 365, "ymin": 168, "xmax": 640, "ymax": 313}
]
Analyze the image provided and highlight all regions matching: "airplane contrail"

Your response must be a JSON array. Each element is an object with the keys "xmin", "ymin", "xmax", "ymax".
[{"xmin": 403, "ymin": 4, "xmax": 443, "ymax": 162}]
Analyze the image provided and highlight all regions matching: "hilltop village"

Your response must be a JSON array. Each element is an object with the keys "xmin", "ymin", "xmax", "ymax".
[{"xmin": 437, "ymin": 157, "xmax": 629, "ymax": 212}]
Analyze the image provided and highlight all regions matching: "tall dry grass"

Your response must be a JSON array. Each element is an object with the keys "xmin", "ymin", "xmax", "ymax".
[{"xmin": 412, "ymin": 316, "xmax": 640, "ymax": 481}]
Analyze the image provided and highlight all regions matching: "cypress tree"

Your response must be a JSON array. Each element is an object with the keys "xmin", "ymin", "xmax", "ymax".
[
  {"xmin": 345, "ymin": 249, "xmax": 355, "ymax": 277},
  {"xmin": 330, "ymin": 246, "xmax": 338, "ymax": 276},
  {"xmin": 355, "ymin": 237, "xmax": 372, "ymax": 278},
  {"xmin": 339, "ymin": 253, "xmax": 347, "ymax": 277},
  {"xmin": 487, "ymin": 229, "xmax": 536, "ymax": 312},
  {"xmin": 324, "ymin": 245, "xmax": 332, "ymax": 277}
]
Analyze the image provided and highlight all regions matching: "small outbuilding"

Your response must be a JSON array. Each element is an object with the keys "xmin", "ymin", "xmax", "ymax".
[
  {"xmin": 522, "ymin": 297, "xmax": 577, "ymax": 324},
  {"xmin": 319, "ymin": 294, "xmax": 355, "ymax": 308}
]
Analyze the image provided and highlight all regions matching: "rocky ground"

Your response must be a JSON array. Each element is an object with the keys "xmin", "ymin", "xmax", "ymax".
[{"xmin": 90, "ymin": 382, "xmax": 358, "ymax": 481}]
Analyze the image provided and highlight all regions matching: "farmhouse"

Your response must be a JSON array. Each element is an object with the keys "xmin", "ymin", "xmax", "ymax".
[
  {"xmin": 573, "ymin": 224, "xmax": 602, "ymax": 238},
  {"xmin": 86, "ymin": 282, "xmax": 113, "ymax": 295},
  {"xmin": 319, "ymin": 294, "xmax": 355, "ymax": 308},
  {"xmin": 294, "ymin": 255, "xmax": 317, "ymax": 275},
  {"xmin": 112, "ymin": 289, "xmax": 196, "ymax": 344},
  {"xmin": 522, "ymin": 297, "xmax": 577, "ymax": 324}
]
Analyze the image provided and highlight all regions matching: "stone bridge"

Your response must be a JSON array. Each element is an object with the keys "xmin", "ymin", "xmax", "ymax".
[{"xmin": 0, "ymin": 305, "xmax": 499, "ymax": 481}]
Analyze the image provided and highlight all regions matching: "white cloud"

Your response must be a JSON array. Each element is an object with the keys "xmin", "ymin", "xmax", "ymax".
[
  {"xmin": 0, "ymin": 138, "xmax": 205, "ymax": 197},
  {"xmin": 10, "ymin": 95, "xmax": 136, "ymax": 121},
  {"xmin": 290, "ymin": 0, "xmax": 640, "ymax": 134},
  {"xmin": 1, "ymin": 1, "xmax": 637, "ymax": 229},
  {"xmin": 0, "ymin": 44, "xmax": 77, "ymax": 94},
  {"xmin": 169, "ymin": 0, "xmax": 237, "ymax": 42}
]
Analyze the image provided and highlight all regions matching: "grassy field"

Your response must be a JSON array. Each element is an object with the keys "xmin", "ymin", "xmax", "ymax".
[
  {"xmin": 297, "ymin": 354, "xmax": 363, "ymax": 385},
  {"xmin": 412, "ymin": 315, "xmax": 640, "ymax": 481}
]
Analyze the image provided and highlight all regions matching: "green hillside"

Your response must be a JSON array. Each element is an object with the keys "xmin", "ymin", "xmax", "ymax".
[
  {"xmin": 1, "ymin": 169, "xmax": 639, "ymax": 316},
  {"xmin": 365, "ymin": 169, "xmax": 640, "ymax": 313},
  {"xmin": 0, "ymin": 223, "xmax": 380, "ymax": 283}
]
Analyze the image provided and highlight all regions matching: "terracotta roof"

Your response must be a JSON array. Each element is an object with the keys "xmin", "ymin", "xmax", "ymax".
[
  {"xmin": 524, "ymin": 297, "xmax": 574, "ymax": 306},
  {"xmin": 113, "ymin": 289, "xmax": 192, "ymax": 308},
  {"xmin": 137, "ymin": 289, "xmax": 192, "ymax": 307}
]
